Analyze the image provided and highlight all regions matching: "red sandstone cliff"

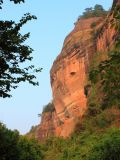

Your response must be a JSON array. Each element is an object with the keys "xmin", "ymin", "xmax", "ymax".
[
  {"xmin": 50, "ymin": 17, "xmax": 103, "ymax": 138},
  {"xmin": 35, "ymin": 0, "xmax": 120, "ymax": 140},
  {"xmin": 35, "ymin": 112, "xmax": 56, "ymax": 139},
  {"xmin": 36, "ymin": 17, "xmax": 103, "ymax": 139}
]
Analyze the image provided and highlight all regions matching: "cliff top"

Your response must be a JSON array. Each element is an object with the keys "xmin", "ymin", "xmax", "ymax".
[
  {"xmin": 50, "ymin": 4, "xmax": 109, "ymax": 75},
  {"xmin": 50, "ymin": 17, "xmax": 103, "ymax": 75}
]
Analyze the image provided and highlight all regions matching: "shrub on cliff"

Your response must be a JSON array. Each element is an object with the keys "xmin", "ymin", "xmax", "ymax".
[
  {"xmin": 42, "ymin": 102, "xmax": 55, "ymax": 113},
  {"xmin": 78, "ymin": 4, "xmax": 108, "ymax": 20},
  {"xmin": 89, "ymin": 5, "xmax": 120, "ymax": 109}
]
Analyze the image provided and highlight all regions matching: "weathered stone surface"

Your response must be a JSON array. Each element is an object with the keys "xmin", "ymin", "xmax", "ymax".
[
  {"xmin": 35, "ymin": 112, "xmax": 57, "ymax": 140},
  {"xmin": 35, "ymin": 0, "xmax": 118, "ymax": 139},
  {"xmin": 96, "ymin": 0, "xmax": 120, "ymax": 52},
  {"xmin": 50, "ymin": 17, "xmax": 102, "ymax": 138}
]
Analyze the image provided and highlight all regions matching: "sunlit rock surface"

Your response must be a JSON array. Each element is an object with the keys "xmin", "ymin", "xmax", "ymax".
[{"xmin": 35, "ymin": 0, "xmax": 119, "ymax": 139}]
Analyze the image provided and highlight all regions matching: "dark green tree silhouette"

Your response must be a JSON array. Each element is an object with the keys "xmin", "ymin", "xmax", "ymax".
[
  {"xmin": 0, "ymin": 122, "xmax": 43, "ymax": 160},
  {"xmin": 0, "ymin": 0, "xmax": 42, "ymax": 98}
]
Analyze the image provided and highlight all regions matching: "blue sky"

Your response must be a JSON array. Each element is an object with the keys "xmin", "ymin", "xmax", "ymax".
[{"xmin": 0, "ymin": 0, "xmax": 113, "ymax": 134}]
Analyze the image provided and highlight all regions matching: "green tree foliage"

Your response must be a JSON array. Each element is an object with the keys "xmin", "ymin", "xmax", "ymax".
[
  {"xmin": 87, "ymin": 128, "xmax": 120, "ymax": 160},
  {"xmin": 0, "ymin": 122, "xmax": 20, "ymax": 160},
  {"xmin": 0, "ymin": 122, "xmax": 43, "ymax": 160},
  {"xmin": 40, "ymin": 127, "xmax": 120, "ymax": 160},
  {"xmin": 18, "ymin": 137, "xmax": 43, "ymax": 160},
  {"xmin": 0, "ymin": 0, "xmax": 42, "ymax": 98},
  {"xmin": 78, "ymin": 4, "xmax": 108, "ymax": 20}
]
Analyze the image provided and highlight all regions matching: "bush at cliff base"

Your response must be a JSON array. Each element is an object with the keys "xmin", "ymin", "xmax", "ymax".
[
  {"xmin": 87, "ymin": 128, "xmax": 120, "ymax": 160},
  {"xmin": 41, "ymin": 128, "xmax": 120, "ymax": 160}
]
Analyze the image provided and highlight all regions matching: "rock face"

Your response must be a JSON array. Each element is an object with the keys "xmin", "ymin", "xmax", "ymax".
[
  {"xmin": 35, "ymin": 0, "xmax": 119, "ymax": 139},
  {"xmin": 50, "ymin": 17, "xmax": 103, "ymax": 137},
  {"xmin": 96, "ymin": 0, "xmax": 120, "ymax": 52},
  {"xmin": 36, "ymin": 17, "xmax": 103, "ymax": 139},
  {"xmin": 35, "ymin": 112, "xmax": 56, "ymax": 139}
]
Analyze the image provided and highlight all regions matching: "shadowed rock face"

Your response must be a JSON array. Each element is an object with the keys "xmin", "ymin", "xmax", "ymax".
[{"xmin": 35, "ymin": 0, "xmax": 119, "ymax": 139}]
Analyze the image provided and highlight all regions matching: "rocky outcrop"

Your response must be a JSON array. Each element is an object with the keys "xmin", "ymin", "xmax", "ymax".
[
  {"xmin": 50, "ymin": 17, "xmax": 103, "ymax": 138},
  {"xmin": 36, "ymin": 17, "xmax": 103, "ymax": 139},
  {"xmin": 35, "ymin": 112, "xmax": 56, "ymax": 139},
  {"xmin": 35, "ymin": 0, "xmax": 119, "ymax": 139}
]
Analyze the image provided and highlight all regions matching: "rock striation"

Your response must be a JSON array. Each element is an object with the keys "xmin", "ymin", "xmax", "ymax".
[
  {"xmin": 35, "ymin": 112, "xmax": 56, "ymax": 139},
  {"xmin": 35, "ymin": 0, "xmax": 119, "ymax": 140},
  {"xmin": 50, "ymin": 17, "xmax": 103, "ymax": 138}
]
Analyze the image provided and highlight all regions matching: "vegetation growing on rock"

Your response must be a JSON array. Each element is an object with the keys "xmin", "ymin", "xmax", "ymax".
[
  {"xmin": 78, "ymin": 4, "xmax": 108, "ymax": 20},
  {"xmin": 88, "ymin": 4, "xmax": 120, "ymax": 110},
  {"xmin": 42, "ymin": 102, "xmax": 55, "ymax": 113}
]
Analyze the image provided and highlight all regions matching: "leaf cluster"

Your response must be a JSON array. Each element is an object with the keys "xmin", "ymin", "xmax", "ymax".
[{"xmin": 0, "ymin": 2, "xmax": 42, "ymax": 98}]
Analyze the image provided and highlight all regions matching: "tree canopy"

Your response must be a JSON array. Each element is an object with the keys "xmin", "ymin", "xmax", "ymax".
[
  {"xmin": 0, "ymin": 122, "xmax": 43, "ymax": 160},
  {"xmin": 0, "ymin": 0, "xmax": 42, "ymax": 98}
]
